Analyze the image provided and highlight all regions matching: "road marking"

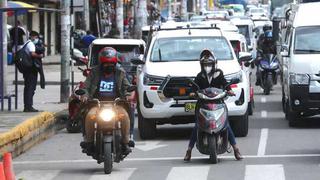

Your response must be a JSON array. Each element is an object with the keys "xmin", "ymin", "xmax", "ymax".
[
  {"xmin": 16, "ymin": 170, "xmax": 60, "ymax": 180},
  {"xmin": 135, "ymin": 141, "xmax": 168, "ymax": 151},
  {"xmin": 166, "ymin": 166, "xmax": 210, "ymax": 180},
  {"xmin": 261, "ymin": 97, "xmax": 267, "ymax": 103},
  {"xmin": 257, "ymin": 128, "xmax": 269, "ymax": 157},
  {"xmin": 89, "ymin": 168, "xmax": 136, "ymax": 180},
  {"xmin": 13, "ymin": 154, "xmax": 320, "ymax": 165},
  {"xmin": 245, "ymin": 164, "xmax": 285, "ymax": 180},
  {"xmin": 261, "ymin": 111, "xmax": 268, "ymax": 118}
]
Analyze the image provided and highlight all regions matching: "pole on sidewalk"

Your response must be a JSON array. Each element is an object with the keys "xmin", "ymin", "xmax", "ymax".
[
  {"xmin": 0, "ymin": 0, "xmax": 8, "ymax": 111},
  {"xmin": 134, "ymin": 0, "xmax": 147, "ymax": 39},
  {"xmin": 116, "ymin": 0, "xmax": 124, "ymax": 38},
  {"xmin": 83, "ymin": 0, "xmax": 90, "ymax": 31},
  {"xmin": 60, "ymin": 0, "xmax": 71, "ymax": 103}
]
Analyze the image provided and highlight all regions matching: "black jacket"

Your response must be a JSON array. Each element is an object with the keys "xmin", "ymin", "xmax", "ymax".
[{"xmin": 194, "ymin": 69, "xmax": 231, "ymax": 91}]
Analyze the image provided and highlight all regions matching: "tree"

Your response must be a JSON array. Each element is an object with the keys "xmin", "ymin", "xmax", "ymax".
[{"xmin": 134, "ymin": 0, "xmax": 147, "ymax": 39}]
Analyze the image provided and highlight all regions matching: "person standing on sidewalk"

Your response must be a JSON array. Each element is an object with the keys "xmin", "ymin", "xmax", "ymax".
[
  {"xmin": 9, "ymin": 20, "xmax": 27, "ymax": 53},
  {"xmin": 23, "ymin": 31, "xmax": 44, "ymax": 112}
]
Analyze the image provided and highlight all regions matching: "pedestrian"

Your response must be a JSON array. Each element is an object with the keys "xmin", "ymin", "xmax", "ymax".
[
  {"xmin": 81, "ymin": 30, "xmax": 96, "ymax": 48},
  {"xmin": 22, "ymin": 31, "xmax": 44, "ymax": 112},
  {"xmin": 9, "ymin": 20, "xmax": 27, "ymax": 53}
]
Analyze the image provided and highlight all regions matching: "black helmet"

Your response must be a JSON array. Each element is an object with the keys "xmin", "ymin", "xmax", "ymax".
[
  {"xmin": 263, "ymin": 24, "xmax": 272, "ymax": 32},
  {"xmin": 199, "ymin": 49, "xmax": 217, "ymax": 74}
]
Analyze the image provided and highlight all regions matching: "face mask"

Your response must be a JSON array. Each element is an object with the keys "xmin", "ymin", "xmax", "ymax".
[
  {"xmin": 32, "ymin": 38, "xmax": 39, "ymax": 44},
  {"xmin": 204, "ymin": 66, "xmax": 212, "ymax": 74},
  {"xmin": 103, "ymin": 65, "xmax": 115, "ymax": 74}
]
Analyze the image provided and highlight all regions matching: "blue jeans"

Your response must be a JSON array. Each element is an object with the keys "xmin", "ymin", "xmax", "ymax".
[{"xmin": 188, "ymin": 120, "xmax": 237, "ymax": 149}]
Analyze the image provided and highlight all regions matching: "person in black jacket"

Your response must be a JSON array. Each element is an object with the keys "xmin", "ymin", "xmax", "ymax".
[{"xmin": 183, "ymin": 49, "xmax": 243, "ymax": 161}]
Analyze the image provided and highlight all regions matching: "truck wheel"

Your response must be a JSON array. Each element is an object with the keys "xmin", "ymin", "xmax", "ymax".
[
  {"xmin": 230, "ymin": 110, "xmax": 249, "ymax": 137},
  {"xmin": 208, "ymin": 135, "xmax": 218, "ymax": 164},
  {"xmin": 248, "ymin": 102, "xmax": 253, "ymax": 115},
  {"xmin": 138, "ymin": 107, "xmax": 156, "ymax": 139},
  {"xmin": 285, "ymin": 102, "xmax": 299, "ymax": 127},
  {"xmin": 103, "ymin": 142, "xmax": 113, "ymax": 174}
]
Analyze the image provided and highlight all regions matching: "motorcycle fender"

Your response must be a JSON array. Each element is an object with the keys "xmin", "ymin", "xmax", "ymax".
[{"xmin": 103, "ymin": 135, "xmax": 113, "ymax": 143}]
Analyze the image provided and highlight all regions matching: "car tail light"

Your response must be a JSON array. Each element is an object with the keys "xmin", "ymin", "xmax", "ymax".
[{"xmin": 150, "ymin": 86, "xmax": 158, "ymax": 91}]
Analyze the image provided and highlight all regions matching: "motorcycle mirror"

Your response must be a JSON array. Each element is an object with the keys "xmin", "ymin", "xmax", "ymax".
[
  {"xmin": 75, "ymin": 89, "xmax": 86, "ymax": 96},
  {"xmin": 239, "ymin": 52, "xmax": 253, "ymax": 62},
  {"xmin": 127, "ymin": 86, "xmax": 136, "ymax": 92},
  {"xmin": 131, "ymin": 57, "xmax": 145, "ymax": 65}
]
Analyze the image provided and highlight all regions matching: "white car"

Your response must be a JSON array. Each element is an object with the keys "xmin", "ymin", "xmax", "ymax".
[
  {"xmin": 230, "ymin": 17, "xmax": 255, "ymax": 52},
  {"xmin": 133, "ymin": 26, "xmax": 251, "ymax": 139},
  {"xmin": 247, "ymin": 7, "xmax": 267, "ymax": 18}
]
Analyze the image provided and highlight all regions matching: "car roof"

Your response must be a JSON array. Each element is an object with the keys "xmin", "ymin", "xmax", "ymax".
[
  {"xmin": 92, "ymin": 38, "xmax": 145, "ymax": 46},
  {"xmin": 154, "ymin": 28, "xmax": 223, "ymax": 38},
  {"xmin": 293, "ymin": 2, "xmax": 320, "ymax": 27},
  {"xmin": 230, "ymin": 17, "xmax": 254, "ymax": 25},
  {"xmin": 224, "ymin": 32, "xmax": 246, "ymax": 41}
]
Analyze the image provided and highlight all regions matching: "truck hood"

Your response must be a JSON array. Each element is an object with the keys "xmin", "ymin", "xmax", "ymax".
[
  {"xmin": 144, "ymin": 60, "xmax": 241, "ymax": 77},
  {"xmin": 290, "ymin": 54, "xmax": 320, "ymax": 74}
]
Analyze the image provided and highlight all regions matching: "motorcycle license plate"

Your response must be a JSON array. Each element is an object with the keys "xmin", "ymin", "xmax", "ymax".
[{"xmin": 185, "ymin": 103, "xmax": 196, "ymax": 112}]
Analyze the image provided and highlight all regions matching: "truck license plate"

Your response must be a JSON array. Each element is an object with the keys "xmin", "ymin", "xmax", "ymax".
[{"xmin": 185, "ymin": 103, "xmax": 196, "ymax": 112}]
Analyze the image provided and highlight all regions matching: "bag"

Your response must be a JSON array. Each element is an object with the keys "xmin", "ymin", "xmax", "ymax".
[{"xmin": 14, "ymin": 41, "xmax": 33, "ymax": 73}]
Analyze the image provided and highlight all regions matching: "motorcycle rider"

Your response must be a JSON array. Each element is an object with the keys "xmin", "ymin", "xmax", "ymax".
[
  {"xmin": 80, "ymin": 47, "xmax": 132, "ymax": 155},
  {"xmin": 184, "ymin": 49, "xmax": 243, "ymax": 161},
  {"xmin": 255, "ymin": 24, "xmax": 276, "ymax": 85}
]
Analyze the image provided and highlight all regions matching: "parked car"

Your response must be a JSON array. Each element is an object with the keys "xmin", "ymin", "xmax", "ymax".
[
  {"xmin": 280, "ymin": 2, "xmax": 320, "ymax": 126},
  {"xmin": 133, "ymin": 26, "xmax": 251, "ymax": 139}
]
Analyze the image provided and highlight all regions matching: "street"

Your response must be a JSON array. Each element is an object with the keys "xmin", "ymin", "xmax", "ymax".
[{"xmin": 12, "ymin": 83, "xmax": 320, "ymax": 180}]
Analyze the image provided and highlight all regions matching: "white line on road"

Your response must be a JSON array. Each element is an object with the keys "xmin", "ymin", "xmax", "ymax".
[
  {"xmin": 13, "ymin": 154, "xmax": 320, "ymax": 165},
  {"xmin": 257, "ymin": 128, "xmax": 269, "ymax": 157},
  {"xmin": 166, "ymin": 166, "xmax": 210, "ymax": 180},
  {"xmin": 89, "ymin": 168, "xmax": 136, "ymax": 180},
  {"xmin": 261, "ymin": 111, "xmax": 268, "ymax": 118},
  {"xmin": 261, "ymin": 97, "xmax": 267, "ymax": 103},
  {"xmin": 16, "ymin": 170, "xmax": 60, "ymax": 180},
  {"xmin": 245, "ymin": 164, "xmax": 285, "ymax": 180}
]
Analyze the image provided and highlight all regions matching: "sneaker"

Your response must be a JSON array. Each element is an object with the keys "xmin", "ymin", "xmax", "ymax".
[
  {"xmin": 80, "ymin": 142, "xmax": 94, "ymax": 155},
  {"xmin": 122, "ymin": 144, "xmax": 132, "ymax": 156}
]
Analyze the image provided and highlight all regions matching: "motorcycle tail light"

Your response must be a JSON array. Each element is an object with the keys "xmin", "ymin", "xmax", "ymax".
[{"xmin": 230, "ymin": 84, "xmax": 238, "ymax": 89}]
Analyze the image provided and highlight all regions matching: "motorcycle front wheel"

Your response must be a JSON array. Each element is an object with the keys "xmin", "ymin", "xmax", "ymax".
[
  {"xmin": 104, "ymin": 142, "xmax": 113, "ymax": 174},
  {"xmin": 208, "ymin": 135, "xmax": 218, "ymax": 164}
]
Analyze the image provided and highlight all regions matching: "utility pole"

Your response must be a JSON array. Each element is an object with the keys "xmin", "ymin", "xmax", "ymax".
[
  {"xmin": 1, "ymin": 0, "xmax": 7, "ymax": 96},
  {"xmin": 83, "ymin": 0, "xmax": 90, "ymax": 31},
  {"xmin": 181, "ymin": 0, "xmax": 187, "ymax": 21},
  {"xmin": 60, "ymin": 0, "xmax": 71, "ymax": 103},
  {"xmin": 134, "ymin": 0, "xmax": 147, "ymax": 39},
  {"xmin": 116, "ymin": 0, "xmax": 124, "ymax": 38}
]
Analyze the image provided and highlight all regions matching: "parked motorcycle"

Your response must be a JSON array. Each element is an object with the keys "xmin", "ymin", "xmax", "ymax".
[
  {"xmin": 256, "ymin": 50, "xmax": 280, "ymax": 95},
  {"xmin": 75, "ymin": 87, "xmax": 135, "ymax": 174}
]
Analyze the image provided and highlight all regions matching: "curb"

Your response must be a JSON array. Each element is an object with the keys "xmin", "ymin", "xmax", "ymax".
[{"xmin": 0, "ymin": 110, "xmax": 68, "ymax": 158}]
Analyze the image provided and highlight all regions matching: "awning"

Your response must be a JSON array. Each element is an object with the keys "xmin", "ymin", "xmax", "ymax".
[{"xmin": 7, "ymin": 1, "xmax": 36, "ymax": 16}]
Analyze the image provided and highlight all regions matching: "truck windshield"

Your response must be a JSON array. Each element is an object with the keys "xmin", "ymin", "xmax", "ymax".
[
  {"xmin": 150, "ymin": 37, "xmax": 234, "ymax": 62},
  {"xmin": 294, "ymin": 26, "xmax": 320, "ymax": 54}
]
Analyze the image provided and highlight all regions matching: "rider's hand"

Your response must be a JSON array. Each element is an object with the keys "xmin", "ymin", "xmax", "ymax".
[
  {"xmin": 227, "ymin": 90, "xmax": 236, "ymax": 96},
  {"xmin": 189, "ymin": 92, "xmax": 196, "ymax": 97},
  {"xmin": 80, "ymin": 95, "xmax": 88, "ymax": 102}
]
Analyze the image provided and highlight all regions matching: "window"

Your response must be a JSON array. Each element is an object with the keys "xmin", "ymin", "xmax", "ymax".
[
  {"xmin": 150, "ymin": 37, "xmax": 234, "ymax": 62},
  {"xmin": 294, "ymin": 26, "xmax": 320, "ymax": 54}
]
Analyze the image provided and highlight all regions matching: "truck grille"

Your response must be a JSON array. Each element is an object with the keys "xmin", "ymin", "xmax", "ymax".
[{"xmin": 163, "ymin": 78, "xmax": 194, "ymax": 98}]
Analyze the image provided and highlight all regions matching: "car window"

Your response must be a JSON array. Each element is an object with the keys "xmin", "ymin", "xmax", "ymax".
[
  {"xmin": 237, "ymin": 25, "xmax": 250, "ymax": 44},
  {"xmin": 294, "ymin": 26, "xmax": 320, "ymax": 54},
  {"xmin": 150, "ymin": 37, "xmax": 234, "ymax": 62},
  {"xmin": 90, "ymin": 44, "xmax": 141, "ymax": 66}
]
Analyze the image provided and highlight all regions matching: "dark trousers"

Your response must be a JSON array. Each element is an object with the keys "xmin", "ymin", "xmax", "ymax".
[
  {"xmin": 23, "ymin": 70, "xmax": 38, "ymax": 109},
  {"xmin": 188, "ymin": 120, "xmax": 237, "ymax": 149}
]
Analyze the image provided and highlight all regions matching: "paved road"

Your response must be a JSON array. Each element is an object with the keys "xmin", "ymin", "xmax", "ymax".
[{"xmin": 13, "ymin": 83, "xmax": 320, "ymax": 180}]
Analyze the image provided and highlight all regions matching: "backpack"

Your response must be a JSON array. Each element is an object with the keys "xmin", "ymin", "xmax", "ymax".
[{"xmin": 14, "ymin": 41, "xmax": 33, "ymax": 73}]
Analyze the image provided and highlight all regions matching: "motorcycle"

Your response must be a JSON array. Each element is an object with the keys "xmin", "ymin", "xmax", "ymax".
[
  {"xmin": 257, "ymin": 50, "xmax": 280, "ymax": 95},
  {"xmin": 193, "ymin": 78, "xmax": 239, "ymax": 164},
  {"xmin": 75, "ymin": 87, "xmax": 135, "ymax": 174}
]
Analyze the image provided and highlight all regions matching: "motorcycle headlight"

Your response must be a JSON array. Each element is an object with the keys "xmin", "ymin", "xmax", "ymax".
[
  {"xmin": 290, "ymin": 73, "xmax": 310, "ymax": 85},
  {"xmin": 143, "ymin": 74, "xmax": 165, "ymax": 86},
  {"xmin": 99, "ymin": 109, "xmax": 115, "ymax": 122},
  {"xmin": 225, "ymin": 71, "xmax": 243, "ymax": 83},
  {"xmin": 200, "ymin": 108, "xmax": 225, "ymax": 120},
  {"xmin": 261, "ymin": 63, "xmax": 269, "ymax": 69}
]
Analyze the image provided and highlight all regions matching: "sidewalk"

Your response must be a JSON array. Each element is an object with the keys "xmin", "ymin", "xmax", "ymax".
[{"xmin": 0, "ymin": 56, "xmax": 86, "ymax": 133}]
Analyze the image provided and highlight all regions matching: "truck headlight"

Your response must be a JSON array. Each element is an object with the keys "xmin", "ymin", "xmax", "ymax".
[
  {"xmin": 143, "ymin": 74, "xmax": 165, "ymax": 86},
  {"xmin": 225, "ymin": 71, "xmax": 243, "ymax": 83},
  {"xmin": 290, "ymin": 73, "xmax": 309, "ymax": 85},
  {"xmin": 99, "ymin": 109, "xmax": 115, "ymax": 122}
]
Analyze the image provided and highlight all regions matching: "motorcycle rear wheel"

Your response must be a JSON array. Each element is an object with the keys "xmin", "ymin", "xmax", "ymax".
[
  {"xmin": 208, "ymin": 135, "xmax": 218, "ymax": 164},
  {"xmin": 104, "ymin": 142, "xmax": 113, "ymax": 174}
]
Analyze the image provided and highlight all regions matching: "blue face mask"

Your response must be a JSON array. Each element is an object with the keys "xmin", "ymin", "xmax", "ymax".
[{"xmin": 32, "ymin": 38, "xmax": 39, "ymax": 44}]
